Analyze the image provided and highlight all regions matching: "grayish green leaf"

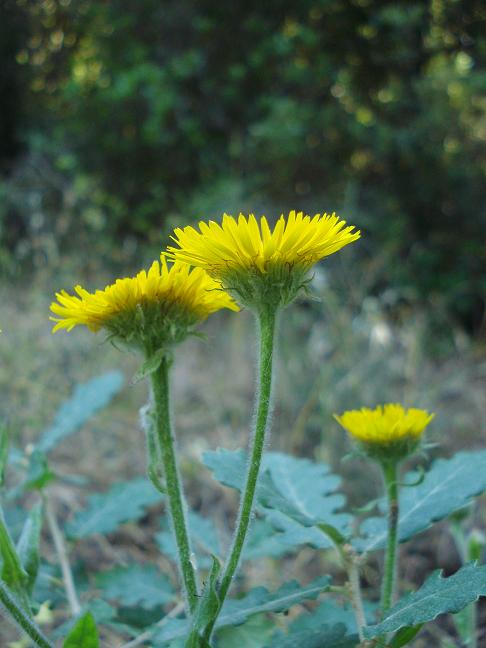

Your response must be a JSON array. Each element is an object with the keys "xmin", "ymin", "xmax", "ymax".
[
  {"xmin": 154, "ymin": 577, "xmax": 331, "ymax": 644},
  {"xmin": 96, "ymin": 564, "xmax": 174, "ymax": 609},
  {"xmin": 269, "ymin": 622, "xmax": 358, "ymax": 648},
  {"xmin": 38, "ymin": 371, "xmax": 124, "ymax": 453},
  {"xmin": 203, "ymin": 449, "xmax": 350, "ymax": 549},
  {"xmin": 364, "ymin": 563, "xmax": 486, "ymax": 638},
  {"xmin": 243, "ymin": 518, "xmax": 289, "ymax": 560},
  {"xmin": 63, "ymin": 611, "xmax": 99, "ymax": 648},
  {"xmin": 66, "ymin": 478, "xmax": 161, "ymax": 539},
  {"xmin": 357, "ymin": 450, "xmax": 486, "ymax": 553}
]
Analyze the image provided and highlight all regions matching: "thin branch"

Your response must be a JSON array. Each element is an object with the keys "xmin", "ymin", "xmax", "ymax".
[
  {"xmin": 44, "ymin": 494, "xmax": 81, "ymax": 617},
  {"xmin": 120, "ymin": 600, "xmax": 185, "ymax": 648}
]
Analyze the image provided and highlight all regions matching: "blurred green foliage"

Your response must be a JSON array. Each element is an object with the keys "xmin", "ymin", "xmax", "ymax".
[{"xmin": 0, "ymin": 0, "xmax": 485, "ymax": 327}]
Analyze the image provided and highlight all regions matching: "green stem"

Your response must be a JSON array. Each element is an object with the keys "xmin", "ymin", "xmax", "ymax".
[
  {"xmin": 380, "ymin": 460, "xmax": 399, "ymax": 617},
  {"xmin": 150, "ymin": 357, "xmax": 198, "ymax": 613},
  {"xmin": 204, "ymin": 307, "xmax": 277, "ymax": 641},
  {"xmin": 0, "ymin": 579, "xmax": 54, "ymax": 648}
]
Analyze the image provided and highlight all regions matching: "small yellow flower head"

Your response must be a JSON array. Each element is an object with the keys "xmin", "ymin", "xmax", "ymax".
[
  {"xmin": 50, "ymin": 256, "xmax": 238, "ymax": 350},
  {"xmin": 167, "ymin": 211, "xmax": 360, "ymax": 310},
  {"xmin": 334, "ymin": 404, "xmax": 435, "ymax": 462}
]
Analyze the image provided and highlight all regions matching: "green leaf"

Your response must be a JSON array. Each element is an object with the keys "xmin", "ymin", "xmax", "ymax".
[
  {"xmin": 16, "ymin": 502, "xmax": 42, "ymax": 595},
  {"xmin": 38, "ymin": 371, "xmax": 124, "ymax": 453},
  {"xmin": 132, "ymin": 348, "xmax": 166, "ymax": 383},
  {"xmin": 203, "ymin": 450, "xmax": 350, "ymax": 549},
  {"xmin": 21, "ymin": 451, "xmax": 55, "ymax": 492},
  {"xmin": 0, "ymin": 509, "xmax": 29, "ymax": 608},
  {"xmin": 389, "ymin": 625, "xmax": 423, "ymax": 647},
  {"xmin": 357, "ymin": 450, "xmax": 486, "ymax": 552},
  {"xmin": 63, "ymin": 611, "xmax": 99, "ymax": 648},
  {"xmin": 154, "ymin": 577, "xmax": 331, "ymax": 644},
  {"xmin": 55, "ymin": 599, "xmax": 115, "ymax": 638},
  {"xmin": 66, "ymin": 478, "xmax": 162, "ymax": 539},
  {"xmin": 96, "ymin": 564, "xmax": 175, "ymax": 609},
  {"xmin": 216, "ymin": 614, "xmax": 274, "ymax": 647},
  {"xmin": 268, "ymin": 623, "xmax": 358, "ymax": 648},
  {"xmin": 157, "ymin": 511, "xmax": 221, "ymax": 569},
  {"xmin": 364, "ymin": 563, "xmax": 486, "ymax": 639},
  {"xmin": 0, "ymin": 425, "xmax": 8, "ymax": 487},
  {"xmin": 186, "ymin": 556, "xmax": 221, "ymax": 647}
]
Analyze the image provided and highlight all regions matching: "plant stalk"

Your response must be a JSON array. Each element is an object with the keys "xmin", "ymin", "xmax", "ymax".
[
  {"xmin": 0, "ymin": 579, "xmax": 54, "ymax": 648},
  {"xmin": 44, "ymin": 494, "xmax": 81, "ymax": 617},
  {"xmin": 343, "ymin": 547, "xmax": 366, "ymax": 642},
  {"xmin": 150, "ymin": 356, "xmax": 198, "ymax": 613},
  {"xmin": 204, "ymin": 307, "xmax": 277, "ymax": 641},
  {"xmin": 380, "ymin": 460, "xmax": 399, "ymax": 617}
]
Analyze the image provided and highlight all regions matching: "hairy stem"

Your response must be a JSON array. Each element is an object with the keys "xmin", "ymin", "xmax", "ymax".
[
  {"xmin": 0, "ymin": 580, "xmax": 54, "ymax": 648},
  {"xmin": 380, "ymin": 461, "xmax": 399, "ymax": 617},
  {"xmin": 151, "ymin": 357, "xmax": 198, "ymax": 613},
  {"xmin": 203, "ymin": 307, "xmax": 277, "ymax": 641}
]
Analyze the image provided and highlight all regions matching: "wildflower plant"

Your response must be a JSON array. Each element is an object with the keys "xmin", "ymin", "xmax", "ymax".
[
  {"xmin": 51, "ymin": 255, "xmax": 238, "ymax": 615},
  {"xmin": 2, "ymin": 211, "xmax": 486, "ymax": 648},
  {"xmin": 168, "ymin": 210, "xmax": 360, "ymax": 640}
]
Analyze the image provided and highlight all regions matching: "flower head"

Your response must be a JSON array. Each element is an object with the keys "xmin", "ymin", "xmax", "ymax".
[
  {"xmin": 334, "ymin": 404, "xmax": 435, "ymax": 462},
  {"xmin": 50, "ymin": 256, "xmax": 238, "ymax": 350},
  {"xmin": 167, "ymin": 211, "xmax": 360, "ymax": 310}
]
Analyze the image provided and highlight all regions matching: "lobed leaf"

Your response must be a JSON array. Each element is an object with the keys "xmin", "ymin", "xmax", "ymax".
[
  {"xmin": 153, "ymin": 577, "xmax": 331, "ymax": 644},
  {"xmin": 96, "ymin": 564, "xmax": 175, "ymax": 609},
  {"xmin": 66, "ymin": 478, "xmax": 161, "ymax": 539},
  {"xmin": 38, "ymin": 371, "xmax": 124, "ymax": 453},
  {"xmin": 203, "ymin": 449, "xmax": 350, "ymax": 549},
  {"xmin": 364, "ymin": 563, "xmax": 486, "ymax": 638},
  {"xmin": 357, "ymin": 450, "xmax": 486, "ymax": 552}
]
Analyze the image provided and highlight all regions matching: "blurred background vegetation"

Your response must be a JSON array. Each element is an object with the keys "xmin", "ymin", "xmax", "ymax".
[
  {"xmin": 1, "ymin": 0, "xmax": 485, "ymax": 329},
  {"xmin": 0, "ymin": 0, "xmax": 486, "ymax": 643}
]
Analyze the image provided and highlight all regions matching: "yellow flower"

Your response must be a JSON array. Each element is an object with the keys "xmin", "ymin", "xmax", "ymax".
[
  {"xmin": 334, "ymin": 404, "xmax": 435, "ymax": 460},
  {"xmin": 50, "ymin": 256, "xmax": 238, "ymax": 347},
  {"xmin": 167, "ymin": 211, "xmax": 360, "ymax": 309},
  {"xmin": 168, "ymin": 211, "xmax": 360, "ymax": 275}
]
